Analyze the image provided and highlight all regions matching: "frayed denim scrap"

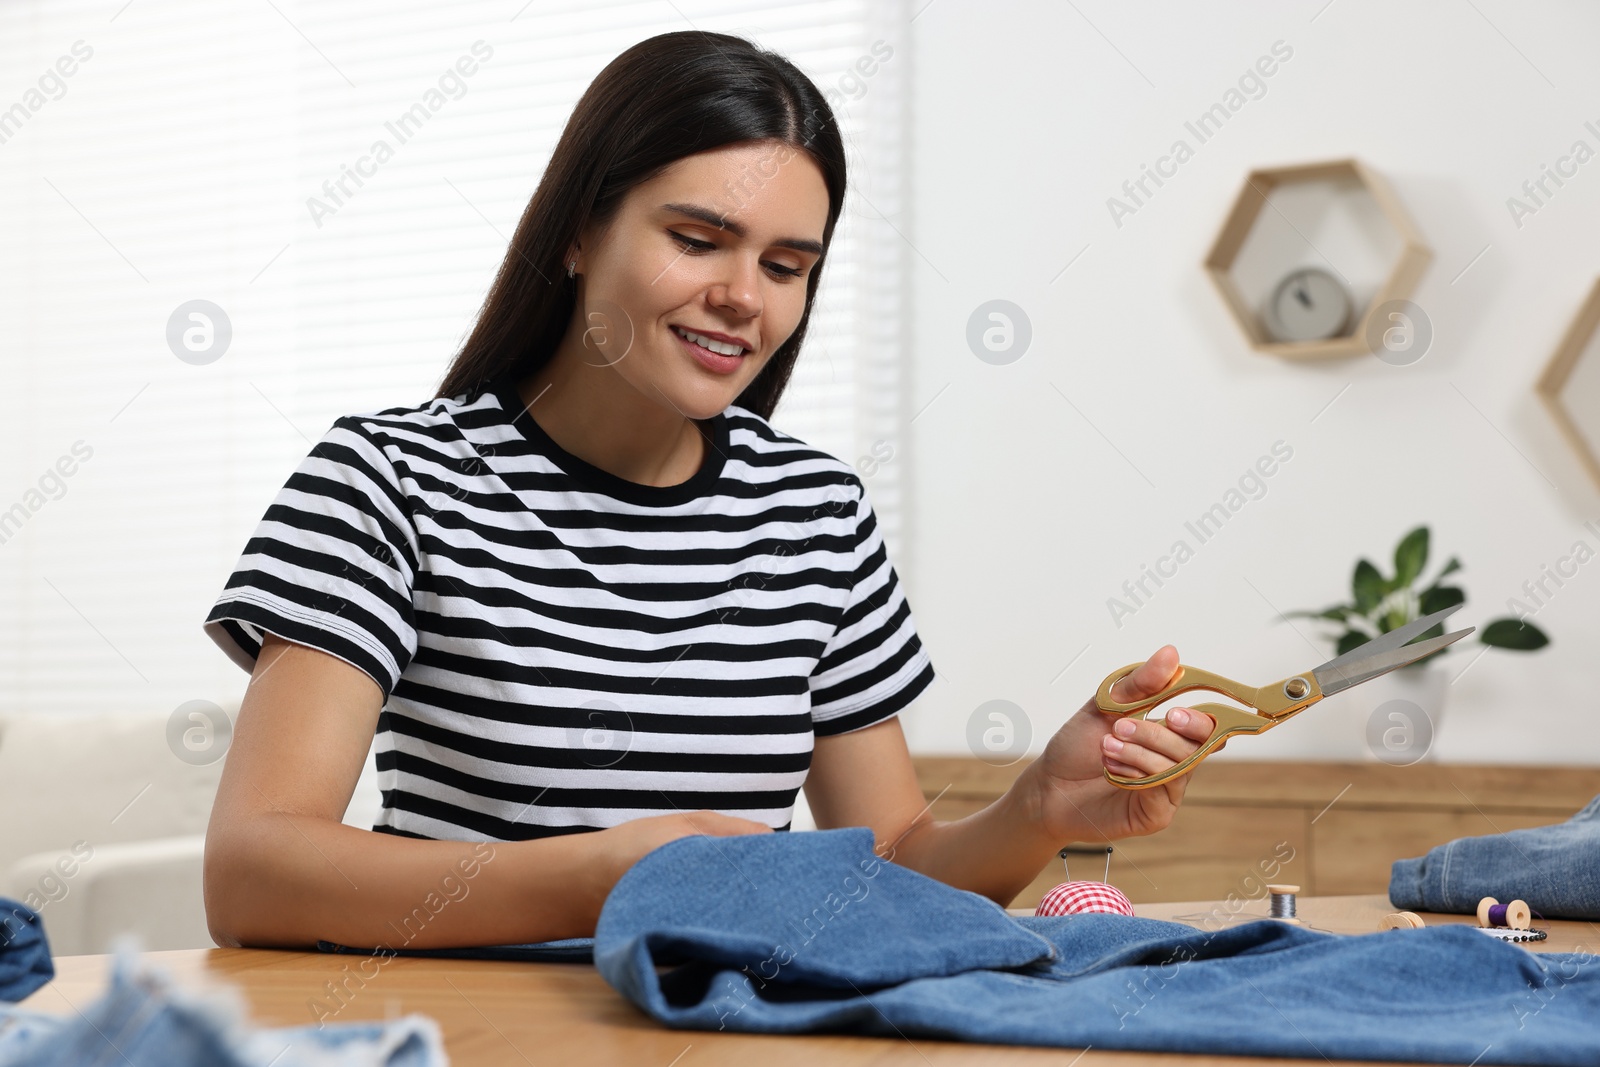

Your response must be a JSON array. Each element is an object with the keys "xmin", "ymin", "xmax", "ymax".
[{"xmin": 0, "ymin": 943, "xmax": 447, "ymax": 1066}]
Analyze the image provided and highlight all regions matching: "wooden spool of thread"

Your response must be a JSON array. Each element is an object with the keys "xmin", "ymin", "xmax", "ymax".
[
  {"xmin": 1266, "ymin": 883, "xmax": 1301, "ymax": 925},
  {"xmin": 1379, "ymin": 911, "xmax": 1426, "ymax": 930},
  {"xmin": 1476, "ymin": 896, "xmax": 1531, "ymax": 931}
]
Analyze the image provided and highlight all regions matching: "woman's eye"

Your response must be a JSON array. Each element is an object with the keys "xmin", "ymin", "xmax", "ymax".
[
  {"xmin": 668, "ymin": 231, "xmax": 805, "ymax": 281},
  {"xmin": 669, "ymin": 230, "xmax": 715, "ymax": 252}
]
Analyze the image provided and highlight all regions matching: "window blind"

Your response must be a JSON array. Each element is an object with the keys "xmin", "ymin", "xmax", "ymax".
[{"xmin": 0, "ymin": 0, "xmax": 910, "ymax": 721}]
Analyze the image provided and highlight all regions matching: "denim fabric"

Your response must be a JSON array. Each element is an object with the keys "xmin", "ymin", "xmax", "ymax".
[
  {"xmin": 590, "ymin": 827, "xmax": 1600, "ymax": 1065},
  {"xmin": 0, "ymin": 900, "xmax": 52, "ymax": 1004},
  {"xmin": 0, "ymin": 946, "xmax": 446, "ymax": 1066},
  {"xmin": 317, "ymin": 936, "xmax": 594, "ymax": 963},
  {"xmin": 1391, "ymin": 793, "xmax": 1600, "ymax": 920}
]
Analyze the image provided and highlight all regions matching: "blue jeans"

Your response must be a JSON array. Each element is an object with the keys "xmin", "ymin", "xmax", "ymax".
[
  {"xmin": 0, "ymin": 900, "xmax": 52, "ymax": 1004},
  {"xmin": 0, "ymin": 945, "xmax": 446, "ymax": 1066},
  {"xmin": 1391, "ymin": 792, "xmax": 1600, "ymax": 920},
  {"xmin": 587, "ymin": 826, "xmax": 1600, "ymax": 1064}
]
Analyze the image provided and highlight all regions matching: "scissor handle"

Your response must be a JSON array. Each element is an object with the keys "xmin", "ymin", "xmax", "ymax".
[
  {"xmin": 1095, "ymin": 662, "xmax": 1266, "ymax": 716},
  {"xmin": 1094, "ymin": 662, "xmax": 1324, "ymax": 790},
  {"xmin": 1103, "ymin": 701, "xmax": 1280, "ymax": 790}
]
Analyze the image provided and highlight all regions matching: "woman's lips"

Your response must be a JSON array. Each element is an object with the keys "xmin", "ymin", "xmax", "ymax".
[{"xmin": 672, "ymin": 326, "xmax": 746, "ymax": 374}]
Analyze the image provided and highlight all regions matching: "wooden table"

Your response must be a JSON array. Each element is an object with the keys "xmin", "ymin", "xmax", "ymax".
[
  {"xmin": 19, "ymin": 895, "xmax": 1597, "ymax": 1066},
  {"xmin": 914, "ymin": 757, "xmax": 1600, "ymax": 908}
]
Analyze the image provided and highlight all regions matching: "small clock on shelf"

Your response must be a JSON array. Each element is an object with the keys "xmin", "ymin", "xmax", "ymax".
[
  {"xmin": 1203, "ymin": 158, "xmax": 1432, "ymax": 360},
  {"xmin": 1263, "ymin": 266, "xmax": 1355, "ymax": 343}
]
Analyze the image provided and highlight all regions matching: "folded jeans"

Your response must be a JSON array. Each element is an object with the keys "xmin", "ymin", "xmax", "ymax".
[{"xmin": 1391, "ymin": 792, "xmax": 1600, "ymax": 920}]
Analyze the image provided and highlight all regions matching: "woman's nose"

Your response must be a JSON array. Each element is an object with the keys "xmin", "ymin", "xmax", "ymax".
[{"xmin": 710, "ymin": 257, "xmax": 763, "ymax": 318}]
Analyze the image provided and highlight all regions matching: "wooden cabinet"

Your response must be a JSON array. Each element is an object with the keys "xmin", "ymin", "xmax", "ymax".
[{"xmin": 911, "ymin": 757, "xmax": 1598, "ymax": 910}]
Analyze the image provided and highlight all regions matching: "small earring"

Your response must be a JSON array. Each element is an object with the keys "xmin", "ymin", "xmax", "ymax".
[{"xmin": 566, "ymin": 260, "xmax": 576, "ymax": 279}]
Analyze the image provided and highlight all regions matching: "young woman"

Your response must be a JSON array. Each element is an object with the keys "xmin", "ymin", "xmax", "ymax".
[{"xmin": 201, "ymin": 30, "xmax": 1216, "ymax": 951}]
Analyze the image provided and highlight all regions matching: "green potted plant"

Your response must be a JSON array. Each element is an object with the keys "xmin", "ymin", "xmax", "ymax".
[
  {"xmin": 1287, "ymin": 524, "xmax": 1550, "ymax": 668},
  {"xmin": 1283, "ymin": 525, "xmax": 1549, "ymax": 764}
]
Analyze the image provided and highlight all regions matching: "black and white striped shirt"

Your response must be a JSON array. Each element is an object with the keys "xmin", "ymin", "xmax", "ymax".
[{"xmin": 203, "ymin": 375, "xmax": 935, "ymax": 841}]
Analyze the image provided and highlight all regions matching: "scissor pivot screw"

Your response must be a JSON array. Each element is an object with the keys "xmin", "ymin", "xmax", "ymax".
[{"xmin": 1283, "ymin": 678, "xmax": 1309, "ymax": 699}]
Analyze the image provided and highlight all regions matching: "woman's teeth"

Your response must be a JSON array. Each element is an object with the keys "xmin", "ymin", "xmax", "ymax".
[{"xmin": 672, "ymin": 325, "xmax": 746, "ymax": 357}]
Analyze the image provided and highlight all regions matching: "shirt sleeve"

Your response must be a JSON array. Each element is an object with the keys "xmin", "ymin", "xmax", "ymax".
[
  {"xmin": 203, "ymin": 416, "xmax": 419, "ymax": 699},
  {"xmin": 808, "ymin": 477, "xmax": 936, "ymax": 736}
]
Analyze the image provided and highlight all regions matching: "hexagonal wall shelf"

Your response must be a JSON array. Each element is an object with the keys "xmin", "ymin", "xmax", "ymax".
[
  {"xmin": 1536, "ymin": 276, "xmax": 1600, "ymax": 491},
  {"xmin": 1204, "ymin": 159, "xmax": 1432, "ymax": 360}
]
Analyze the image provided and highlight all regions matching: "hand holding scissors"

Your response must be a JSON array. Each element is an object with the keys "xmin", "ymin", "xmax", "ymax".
[{"xmin": 1094, "ymin": 604, "xmax": 1474, "ymax": 789}]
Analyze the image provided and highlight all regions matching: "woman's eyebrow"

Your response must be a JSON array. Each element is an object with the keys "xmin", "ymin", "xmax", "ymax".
[{"xmin": 659, "ymin": 201, "xmax": 823, "ymax": 256}]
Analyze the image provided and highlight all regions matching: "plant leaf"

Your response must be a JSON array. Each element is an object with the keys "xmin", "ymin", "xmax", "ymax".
[
  {"xmin": 1352, "ymin": 559, "xmax": 1384, "ymax": 613},
  {"xmin": 1480, "ymin": 618, "xmax": 1550, "ymax": 650},
  {"xmin": 1402, "ymin": 585, "xmax": 1460, "ymax": 643},
  {"xmin": 1283, "ymin": 605, "xmax": 1357, "ymax": 622},
  {"xmin": 1335, "ymin": 630, "xmax": 1371, "ymax": 657},
  {"xmin": 1394, "ymin": 526, "xmax": 1429, "ymax": 589},
  {"xmin": 1418, "ymin": 585, "xmax": 1465, "ymax": 616}
]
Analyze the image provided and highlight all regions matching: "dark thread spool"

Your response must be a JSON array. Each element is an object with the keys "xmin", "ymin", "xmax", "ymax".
[{"xmin": 1477, "ymin": 896, "xmax": 1531, "ymax": 930}]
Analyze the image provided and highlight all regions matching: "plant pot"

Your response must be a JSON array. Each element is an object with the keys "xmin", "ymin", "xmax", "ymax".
[{"xmin": 1352, "ymin": 663, "xmax": 1448, "ymax": 765}]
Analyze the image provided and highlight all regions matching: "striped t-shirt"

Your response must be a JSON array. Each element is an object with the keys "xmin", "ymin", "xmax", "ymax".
[{"xmin": 203, "ymin": 375, "xmax": 935, "ymax": 841}]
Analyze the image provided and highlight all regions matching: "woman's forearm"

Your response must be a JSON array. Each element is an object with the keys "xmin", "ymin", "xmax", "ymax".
[
  {"xmin": 204, "ymin": 812, "xmax": 610, "ymax": 950},
  {"xmin": 877, "ymin": 763, "xmax": 1064, "ymax": 907}
]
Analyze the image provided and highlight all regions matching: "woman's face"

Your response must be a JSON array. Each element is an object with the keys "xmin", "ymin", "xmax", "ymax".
[{"xmin": 571, "ymin": 139, "xmax": 830, "ymax": 421}]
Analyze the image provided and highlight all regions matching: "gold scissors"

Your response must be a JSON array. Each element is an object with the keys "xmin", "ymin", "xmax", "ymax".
[{"xmin": 1094, "ymin": 603, "xmax": 1474, "ymax": 789}]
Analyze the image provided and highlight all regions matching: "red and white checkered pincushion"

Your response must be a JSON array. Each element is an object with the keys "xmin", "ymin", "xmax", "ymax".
[{"xmin": 1034, "ymin": 880, "xmax": 1135, "ymax": 917}]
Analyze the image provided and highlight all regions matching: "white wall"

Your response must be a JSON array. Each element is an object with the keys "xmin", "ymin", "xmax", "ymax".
[
  {"xmin": 897, "ymin": 0, "xmax": 1600, "ymax": 766},
  {"xmin": 4, "ymin": 0, "xmax": 1597, "ymax": 771}
]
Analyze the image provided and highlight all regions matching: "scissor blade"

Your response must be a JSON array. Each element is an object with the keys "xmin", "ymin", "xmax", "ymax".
[
  {"xmin": 1313, "ymin": 627, "xmax": 1474, "ymax": 696},
  {"xmin": 1311, "ymin": 602, "xmax": 1465, "ymax": 678}
]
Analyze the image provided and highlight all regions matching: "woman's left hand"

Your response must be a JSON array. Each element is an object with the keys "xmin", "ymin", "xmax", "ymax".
[{"xmin": 1023, "ymin": 644, "xmax": 1218, "ymax": 844}]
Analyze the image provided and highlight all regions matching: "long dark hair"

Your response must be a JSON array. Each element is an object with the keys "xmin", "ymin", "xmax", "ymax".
[{"xmin": 436, "ymin": 31, "xmax": 847, "ymax": 421}]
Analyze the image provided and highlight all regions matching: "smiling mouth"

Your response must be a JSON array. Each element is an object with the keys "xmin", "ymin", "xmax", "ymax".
[{"xmin": 670, "ymin": 324, "xmax": 752, "ymax": 357}]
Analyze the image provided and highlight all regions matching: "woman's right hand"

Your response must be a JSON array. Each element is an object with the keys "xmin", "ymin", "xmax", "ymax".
[{"xmin": 592, "ymin": 810, "xmax": 773, "ymax": 904}]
